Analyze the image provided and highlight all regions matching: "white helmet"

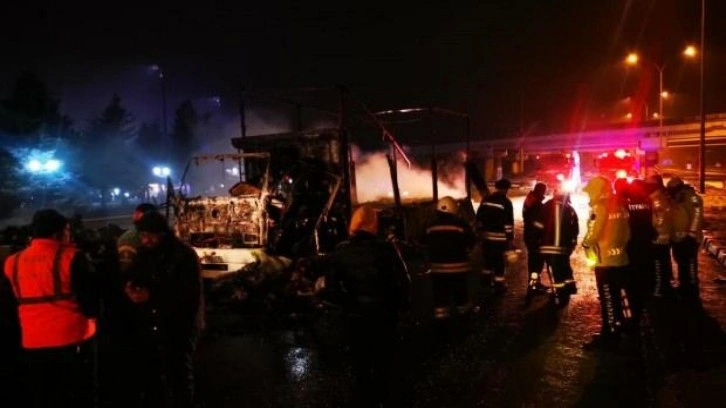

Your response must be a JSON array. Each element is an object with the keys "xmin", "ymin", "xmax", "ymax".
[{"xmin": 436, "ymin": 196, "xmax": 458, "ymax": 214}]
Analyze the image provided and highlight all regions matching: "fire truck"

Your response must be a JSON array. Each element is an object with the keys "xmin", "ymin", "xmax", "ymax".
[{"xmin": 594, "ymin": 149, "xmax": 638, "ymax": 181}]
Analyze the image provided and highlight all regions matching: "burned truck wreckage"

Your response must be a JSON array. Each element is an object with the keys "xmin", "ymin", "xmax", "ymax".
[{"xmin": 169, "ymin": 90, "xmax": 486, "ymax": 310}]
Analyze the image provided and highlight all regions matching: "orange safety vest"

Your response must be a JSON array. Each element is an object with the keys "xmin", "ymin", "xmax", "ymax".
[{"xmin": 4, "ymin": 239, "xmax": 96, "ymax": 349}]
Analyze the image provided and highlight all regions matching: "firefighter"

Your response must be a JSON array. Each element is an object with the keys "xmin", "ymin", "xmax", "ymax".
[
  {"xmin": 3, "ymin": 209, "xmax": 99, "ymax": 407},
  {"xmin": 646, "ymin": 174, "xmax": 674, "ymax": 298},
  {"xmin": 581, "ymin": 177, "xmax": 631, "ymax": 349},
  {"xmin": 523, "ymin": 183, "xmax": 547, "ymax": 288},
  {"xmin": 320, "ymin": 205, "xmax": 409, "ymax": 407},
  {"xmin": 536, "ymin": 191, "xmax": 579, "ymax": 296},
  {"xmin": 423, "ymin": 196, "xmax": 476, "ymax": 319},
  {"xmin": 624, "ymin": 179, "xmax": 657, "ymax": 327},
  {"xmin": 476, "ymin": 178, "xmax": 515, "ymax": 290},
  {"xmin": 667, "ymin": 177, "xmax": 703, "ymax": 297}
]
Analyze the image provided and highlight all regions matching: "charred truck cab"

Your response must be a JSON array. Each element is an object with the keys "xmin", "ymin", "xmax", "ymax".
[
  {"xmin": 171, "ymin": 130, "xmax": 352, "ymax": 279},
  {"xmin": 173, "ymin": 153, "xmax": 273, "ymax": 278}
]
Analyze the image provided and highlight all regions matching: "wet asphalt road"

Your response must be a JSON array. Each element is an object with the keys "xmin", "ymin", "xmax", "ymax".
[{"xmin": 194, "ymin": 210, "xmax": 726, "ymax": 408}]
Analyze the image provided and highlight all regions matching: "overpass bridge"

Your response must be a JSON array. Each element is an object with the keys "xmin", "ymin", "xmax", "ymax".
[{"xmin": 416, "ymin": 115, "xmax": 726, "ymax": 156}]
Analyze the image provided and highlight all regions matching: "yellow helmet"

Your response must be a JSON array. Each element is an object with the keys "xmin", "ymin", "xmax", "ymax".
[
  {"xmin": 349, "ymin": 205, "xmax": 379, "ymax": 235},
  {"xmin": 436, "ymin": 196, "xmax": 458, "ymax": 214},
  {"xmin": 583, "ymin": 176, "xmax": 612, "ymax": 202}
]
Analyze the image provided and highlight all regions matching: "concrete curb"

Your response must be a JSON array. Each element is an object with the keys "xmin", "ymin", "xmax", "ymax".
[{"xmin": 702, "ymin": 233, "xmax": 726, "ymax": 269}]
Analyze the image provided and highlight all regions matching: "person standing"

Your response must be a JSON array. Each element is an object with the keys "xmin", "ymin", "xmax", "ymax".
[
  {"xmin": 646, "ymin": 175, "xmax": 675, "ymax": 299},
  {"xmin": 667, "ymin": 177, "xmax": 704, "ymax": 298},
  {"xmin": 0, "ymin": 273, "xmax": 22, "ymax": 406},
  {"xmin": 3, "ymin": 209, "xmax": 99, "ymax": 407},
  {"xmin": 117, "ymin": 203, "xmax": 158, "ymax": 273},
  {"xmin": 536, "ymin": 191, "xmax": 579, "ymax": 295},
  {"xmin": 321, "ymin": 205, "xmax": 409, "ymax": 407},
  {"xmin": 124, "ymin": 211, "xmax": 204, "ymax": 407},
  {"xmin": 476, "ymin": 178, "xmax": 515, "ymax": 290},
  {"xmin": 100, "ymin": 203, "xmax": 158, "ymax": 406},
  {"xmin": 423, "ymin": 196, "xmax": 476, "ymax": 319},
  {"xmin": 581, "ymin": 177, "xmax": 631, "ymax": 349},
  {"xmin": 523, "ymin": 183, "xmax": 547, "ymax": 288},
  {"xmin": 624, "ymin": 179, "xmax": 657, "ymax": 326}
]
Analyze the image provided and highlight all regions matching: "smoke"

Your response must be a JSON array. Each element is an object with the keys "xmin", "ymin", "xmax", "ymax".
[{"xmin": 352, "ymin": 147, "xmax": 466, "ymax": 203}]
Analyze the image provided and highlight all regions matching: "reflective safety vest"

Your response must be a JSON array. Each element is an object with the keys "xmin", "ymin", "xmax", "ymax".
[{"xmin": 4, "ymin": 239, "xmax": 96, "ymax": 349}]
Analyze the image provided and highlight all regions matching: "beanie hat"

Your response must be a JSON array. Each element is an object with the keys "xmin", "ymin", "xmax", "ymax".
[{"xmin": 136, "ymin": 211, "xmax": 170, "ymax": 234}]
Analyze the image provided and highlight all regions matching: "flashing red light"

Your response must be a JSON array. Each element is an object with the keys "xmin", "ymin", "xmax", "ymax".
[
  {"xmin": 616, "ymin": 169, "xmax": 628, "ymax": 179},
  {"xmin": 614, "ymin": 149, "xmax": 629, "ymax": 159}
]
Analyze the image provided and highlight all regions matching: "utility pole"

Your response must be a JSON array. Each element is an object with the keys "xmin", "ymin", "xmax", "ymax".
[{"xmin": 698, "ymin": 0, "xmax": 706, "ymax": 194}]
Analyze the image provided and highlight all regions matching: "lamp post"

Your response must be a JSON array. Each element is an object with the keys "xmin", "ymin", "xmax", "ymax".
[
  {"xmin": 625, "ymin": 47, "xmax": 698, "ymax": 134},
  {"xmin": 151, "ymin": 65, "xmax": 169, "ymax": 151},
  {"xmin": 698, "ymin": 0, "xmax": 706, "ymax": 194}
]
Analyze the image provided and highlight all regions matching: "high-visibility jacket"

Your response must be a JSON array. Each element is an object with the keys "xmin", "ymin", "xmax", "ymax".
[
  {"xmin": 4, "ymin": 239, "xmax": 95, "ymax": 349},
  {"xmin": 671, "ymin": 186, "xmax": 703, "ymax": 243},
  {"xmin": 582, "ymin": 177, "xmax": 630, "ymax": 267}
]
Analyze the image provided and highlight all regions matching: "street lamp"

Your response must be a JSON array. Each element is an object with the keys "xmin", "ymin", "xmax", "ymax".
[
  {"xmin": 26, "ymin": 158, "xmax": 63, "ymax": 207},
  {"xmin": 26, "ymin": 158, "xmax": 63, "ymax": 174},
  {"xmin": 152, "ymin": 166, "xmax": 171, "ymax": 178},
  {"xmin": 625, "ymin": 46, "xmax": 697, "ymax": 131}
]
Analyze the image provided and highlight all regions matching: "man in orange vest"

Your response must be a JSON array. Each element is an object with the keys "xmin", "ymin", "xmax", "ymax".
[{"xmin": 3, "ymin": 209, "xmax": 99, "ymax": 408}]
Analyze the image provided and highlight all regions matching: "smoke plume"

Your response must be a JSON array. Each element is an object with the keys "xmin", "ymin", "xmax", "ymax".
[{"xmin": 352, "ymin": 148, "xmax": 466, "ymax": 203}]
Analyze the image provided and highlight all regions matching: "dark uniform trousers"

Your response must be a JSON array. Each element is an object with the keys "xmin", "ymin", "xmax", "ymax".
[
  {"xmin": 481, "ymin": 241, "xmax": 507, "ymax": 281},
  {"xmin": 672, "ymin": 237, "xmax": 699, "ymax": 294},
  {"xmin": 432, "ymin": 272, "xmax": 470, "ymax": 318},
  {"xmin": 594, "ymin": 266, "xmax": 631, "ymax": 335},
  {"xmin": 652, "ymin": 244, "xmax": 674, "ymax": 297},
  {"xmin": 627, "ymin": 240, "xmax": 654, "ymax": 322},
  {"xmin": 543, "ymin": 254, "xmax": 573, "ymax": 285},
  {"xmin": 526, "ymin": 242, "xmax": 545, "ymax": 276},
  {"xmin": 24, "ymin": 339, "xmax": 96, "ymax": 408}
]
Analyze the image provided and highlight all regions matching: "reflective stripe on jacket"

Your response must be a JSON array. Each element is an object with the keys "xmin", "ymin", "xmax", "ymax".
[
  {"xmin": 582, "ymin": 197, "xmax": 630, "ymax": 267},
  {"xmin": 476, "ymin": 192, "xmax": 514, "ymax": 241},
  {"xmin": 536, "ymin": 198, "xmax": 579, "ymax": 256},
  {"xmin": 423, "ymin": 213, "xmax": 475, "ymax": 273},
  {"xmin": 4, "ymin": 239, "xmax": 95, "ymax": 349}
]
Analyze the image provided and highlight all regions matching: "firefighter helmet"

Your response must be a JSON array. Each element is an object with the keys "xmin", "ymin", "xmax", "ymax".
[
  {"xmin": 436, "ymin": 196, "xmax": 458, "ymax": 214},
  {"xmin": 349, "ymin": 205, "xmax": 379, "ymax": 235}
]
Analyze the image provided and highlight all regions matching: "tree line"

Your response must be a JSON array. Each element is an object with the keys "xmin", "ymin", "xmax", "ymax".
[{"xmin": 0, "ymin": 72, "xmax": 206, "ymax": 219}]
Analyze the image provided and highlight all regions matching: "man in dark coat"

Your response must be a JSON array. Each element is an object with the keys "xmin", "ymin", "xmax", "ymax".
[{"xmin": 123, "ymin": 211, "xmax": 204, "ymax": 408}]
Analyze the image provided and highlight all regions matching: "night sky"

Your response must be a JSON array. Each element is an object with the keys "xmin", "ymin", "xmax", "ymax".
[{"xmin": 1, "ymin": 0, "xmax": 724, "ymax": 140}]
